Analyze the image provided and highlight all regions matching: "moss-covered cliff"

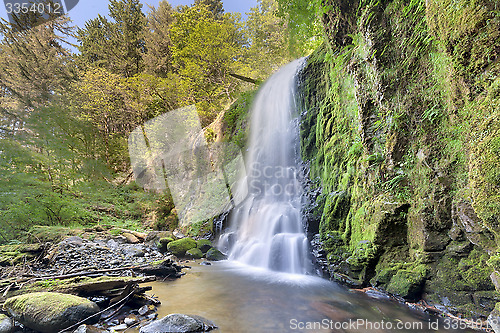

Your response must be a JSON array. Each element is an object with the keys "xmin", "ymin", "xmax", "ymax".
[{"xmin": 299, "ymin": 0, "xmax": 500, "ymax": 318}]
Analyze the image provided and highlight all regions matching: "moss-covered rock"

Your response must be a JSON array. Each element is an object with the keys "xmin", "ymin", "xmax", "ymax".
[
  {"xmin": 386, "ymin": 264, "xmax": 428, "ymax": 301},
  {"xmin": 3, "ymin": 292, "xmax": 99, "ymax": 333},
  {"xmin": 205, "ymin": 248, "xmax": 226, "ymax": 261},
  {"xmin": 167, "ymin": 238, "xmax": 197, "ymax": 257},
  {"xmin": 196, "ymin": 239, "xmax": 212, "ymax": 253},
  {"xmin": 157, "ymin": 237, "xmax": 175, "ymax": 253},
  {"xmin": 186, "ymin": 248, "xmax": 203, "ymax": 259}
]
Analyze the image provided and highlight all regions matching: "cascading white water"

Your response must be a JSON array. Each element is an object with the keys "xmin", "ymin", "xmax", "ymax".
[{"xmin": 219, "ymin": 59, "xmax": 311, "ymax": 275}]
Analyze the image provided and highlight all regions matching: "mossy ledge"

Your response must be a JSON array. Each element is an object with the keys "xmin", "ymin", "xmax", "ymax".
[{"xmin": 299, "ymin": 0, "xmax": 500, "ymax": 318}]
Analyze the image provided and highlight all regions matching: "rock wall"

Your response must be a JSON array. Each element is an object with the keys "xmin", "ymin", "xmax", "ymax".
[{"xmin": 299, "ymin": 0, "xmax": 500, "ymax": 318}]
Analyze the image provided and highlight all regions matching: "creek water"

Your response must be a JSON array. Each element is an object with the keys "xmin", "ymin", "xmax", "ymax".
[{"xmin": 143, "ymin": 261, "xmax": 475, "ymax": 332}]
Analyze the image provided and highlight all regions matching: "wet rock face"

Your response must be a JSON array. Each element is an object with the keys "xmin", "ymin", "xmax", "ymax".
[
  {"xmin": 139, "ymin": 314, "xmax": 217, "ymax": 333},
  {"xmin": 4, "ymin": 292, "xmax": 100, "ymax": 333}
]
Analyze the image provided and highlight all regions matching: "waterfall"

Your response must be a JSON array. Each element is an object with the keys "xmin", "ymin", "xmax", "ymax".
[{"xmin": 219, "ymin": 59, "xmax": 312, "ymax": 275}]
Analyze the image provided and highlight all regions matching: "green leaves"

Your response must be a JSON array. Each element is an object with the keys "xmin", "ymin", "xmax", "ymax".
[{"xmin": 77, "ymin": 0, "xmax": 146, "ymax": 77}]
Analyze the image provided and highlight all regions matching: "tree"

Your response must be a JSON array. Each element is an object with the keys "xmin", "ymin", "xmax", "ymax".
[
  {"xmin": 170, "ymin": 4, "xmax": 248, "ymax": 125},
  {"xmin": 77, "ymin": 0, "xmax": 146, "ymax": 77},
  {"xmin": 245, "ymin": 0, "xmax": 291, "ymax": 79},
  {"xmin": 142, "ymin": 1, "xmax": 176, "ymax": 77},
  {"xmin": 274, "ymin": 0, "xmax": 323, "ymax": 56},
  {"xmin": 0, "ymin": 16, "xmax": 75, "ymax": 108},
  {"xmin": 194, "ymin": 0, "xmax": 224, "ymax": 18}
]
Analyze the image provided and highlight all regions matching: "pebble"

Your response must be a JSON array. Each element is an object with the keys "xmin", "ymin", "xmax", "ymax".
[
  {"xmin": 109, "ymin": 323, "xmax": 128, "ymax": 331},
  {"xmin": 138, "ymin": 305, "xmax": 149, "ymax": 316}
]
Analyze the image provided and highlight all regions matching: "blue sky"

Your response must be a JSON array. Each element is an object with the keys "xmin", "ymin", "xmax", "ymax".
[{"xmin": 0, "ymin": 1, "xmax": 258, "ymax": 30}]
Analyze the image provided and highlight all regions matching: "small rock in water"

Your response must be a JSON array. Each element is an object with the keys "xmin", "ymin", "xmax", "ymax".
[
  {"xmin": 147, "ymin": 313, "xmax": 158, "ymax": 320},
  {"xmin": 74, "ymin": 324, "xmax": 109, "ymax": 333},
  {"xmin": 200, "ymin": 261, "xmax": 211, "ymax": 266},
  {"xmin": 124, "ymin": 315, "xmax": 138, "ymax": 326},
  {"xmin": 138, "ymin": 305, "xmax": 149, "ymax": 316},
  {"xmin": 365, "ymin": 289, "xmax": 390, "ymax": 300},
  {"xmin": 139, "ymin": 314, "xmax": 216, "ymax": 333},
  {"xmin": 0, "ymin": 314, "xmax": 14, "ymax": 333}
]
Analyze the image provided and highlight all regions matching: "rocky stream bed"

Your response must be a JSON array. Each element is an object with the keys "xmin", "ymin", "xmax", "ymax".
[{"xmin": 0, "ymin": 227, "xmax": 225, "ymax": 333}]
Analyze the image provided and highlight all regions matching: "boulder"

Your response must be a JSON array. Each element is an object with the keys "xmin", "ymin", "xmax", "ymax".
[
  {"xmin": 186, "ymin": 248, "xmax": 203, "ymax": 259},
  {"xmin": 205, "ymin": 248, "xmax": 226, "ymax": 261},
  {"xmin": 139, "ymin": 314, "xmax": 216, "ymax": 333},
  {"xmin": 167, "ymin": 238, "xmax": 197, "ymax": 257},
  {"xmin": 4, "ymin": 292, "xmax": 100, "ymax": 333},
  {"xmin": 158, "ymin": 237, "xmax": 175, "ymax": 253},
  {"xmin": 0, "ymin": 314, "xmax": 13, "ymax": 333},
  {"xmin": 196, "ymin": 239, "xmax": 212, "ymax": 254}
]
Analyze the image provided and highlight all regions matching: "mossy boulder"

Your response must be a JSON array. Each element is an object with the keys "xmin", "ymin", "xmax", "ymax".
[
  {"xmin": 157, "ymin": 237, "xmax": 175, "ymax": 253},
  {"xmin": 166, "ymin": 238, "xmax": 197, "ymax": 257},
  {"xmin": 205, "ymin": 248, "xmax": 226, "ymax": 261},
  {"xmin": 3, "ymin": 292, "xmax": 100, "ymax": 333},
  {"xmin": 386, "ymin": 264, "xmax": 428, "ymax": 301},
  {"xmin": 186, "ymin": 248, "xmax": 203, "ymax": 259},
  {"xmin": 196, "ymin": 239, "xmax": 212, "ymax": 253}
]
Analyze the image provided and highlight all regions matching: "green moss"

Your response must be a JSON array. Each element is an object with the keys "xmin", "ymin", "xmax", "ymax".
[
  {"xmin": 4, "ymin": 292, "xmax": 95, "ymax": 316},
  {"xmin": 185, "ymin": 220, "xmax": 213, "ymax": 238},
  {"xmin": 166, "ymin": 238, "xmax": 197, "ymax": 257},
  {"xmin": 157, "ymin": 237, "xmax": 174, "ymax": 253},
  {"xmin": 221, "ymin": 90, "xmax": 257, "ymax": 148},
  {"xmin": 186, "ymin": 248, "xmax": 203, "ymax": 259},
  {"xmin": 196, "ymin": 239, "xmax": 212, "ymax": 251},
  {"xmin": 386, "ymin": 264, "xmax": 428, "ymax": 300},
  {"xmin": 205, "ymin": 248, "xmax": 226, "ymax": 261}
]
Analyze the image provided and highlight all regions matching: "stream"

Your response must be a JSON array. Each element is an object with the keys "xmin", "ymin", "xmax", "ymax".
[{"xmin": 140, "ymin": 261, "xmax": 476, "ymax": 333}]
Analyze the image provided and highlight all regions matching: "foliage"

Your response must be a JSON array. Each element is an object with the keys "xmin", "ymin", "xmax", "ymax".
[
  {"xmin": 274, "ymin": 0, "xmax": 323, "ymax": 56},
  {"xmin": 77, "ymin": 0, "xmax": 146, "ymax": 77},
  {"xmin": 245, "ymin": 0, "xmax": 291, "ymax": 79},
  {"xmin": 170, "ymin": 4, "xmax": 247, "ymax": 125}
]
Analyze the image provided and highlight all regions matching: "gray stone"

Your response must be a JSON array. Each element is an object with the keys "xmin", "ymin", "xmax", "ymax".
[
  {"xmin": 74, "ymin": 324, "xmax": 110, "ymax": 333},
  {"xmin": 139, "ymin": 314, "xmax": 216, "ymax": 333},
  {"xmin": 121, "ymin": 245, "xmax": 145, "ymax": 257},
  {"xmin": 109, "ymin": 323, "xmax": 128, "ymax": 331},
  {"xmin": 0, "ymin": 314, "xmax": 14, "ymax": 333},
  {"xmin": 4, "ymin": 292, "xmax": 100, "ymax": 333},
  {"xmin": 62, "ymin": 236, "xmax": 84, "ymax": 246}
]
